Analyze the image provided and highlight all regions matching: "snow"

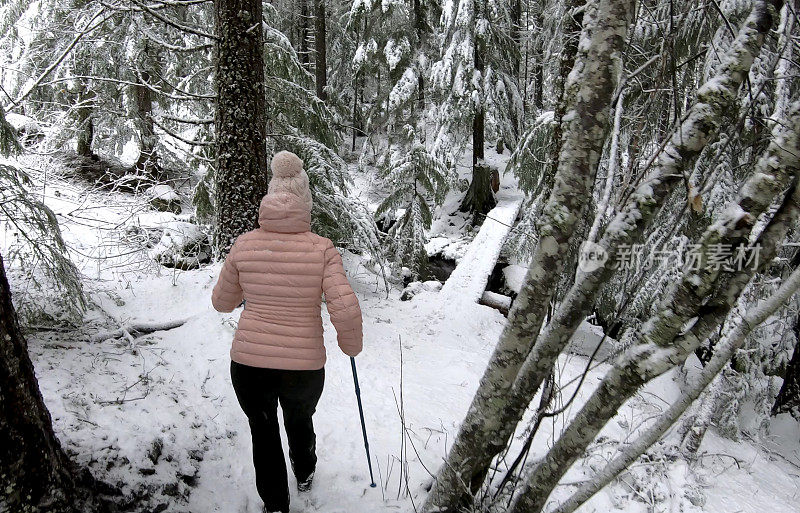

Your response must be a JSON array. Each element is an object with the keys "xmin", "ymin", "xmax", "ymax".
[
  {"xmin": 148, "ymin": 184, "xmax": 180, "ymax": 202},
  {"xmin": 502, "ymin": 263, "xmax": 528, "ymax": 293},
  {"xmin": 30, "ymin": 256, "xmax": 508, "ymax": 513},
  {"xmin": 480, "ymin": 290, "xmax": 511, "ymax": 310},
  {"xmin": 5, "ymin": 112, "xmax": 41, "ymax": 133},
  {"xmin": 565, "ymin": 320, "xmax": 615, "ymax": 361},
  {"xmin": 7, "ymin": 155, "xmax": 800, "ymax": 513},
  {"xmin": 387, "ymin": 68, "xmax": 418, "ymax": 111},
  {"xmin": 147, "ymin": 221, "xmax": 206, "ymax": 260},
  {"xmin": 121, "ymin": 138, "xmax": 141, "ymax": 167},
  {"xmin": 383, "ymin": 39, "xmax": 409, "ymax": 71}
]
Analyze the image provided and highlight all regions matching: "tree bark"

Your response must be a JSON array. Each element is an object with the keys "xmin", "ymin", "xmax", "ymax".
[
  {"xmin": 212, "ymin": 0, "xmax": 269, "ymax": 255},
  {"xmin": 314, "ymin": 0, "xmax": 327, "ymax": 101},
  {"xmin": 300, "ymin": 0, "xmax": 310, "ymax": 68},
  {"xmin": 546, "ymin": 0, "xmax": 584, "ymax": 183},
  {"xmin": 0, "ymin": 252, "xmax": 78, "ymax": 511},
  {"xmin": 474, "ymin": 11, "xmax": 484, "ymax": 162},
  {"xmin": 413, "ymin": 0, "xmax": 426, "ymax": 104},
  {"xmin": 459, "ymin": 163, "xmax": 496, "ymax": 219},
  {"xmin": 75, "ymin": 86, "xmax": 94, "ymax": 158},
  {"xmin": 490, "ymin": 1, "xmax": 782, "ymax": 482},
  {"xmin": 460, "ymin": 0, "xmax": 492, "ymax": 218},
  {"xmin": 133, "ymin": 66, "xmax": 157, "ymax": 176},
  {"xmin": 509, "ymin": 53, "xmax": 795, "ymax": 513},
  {"xmin": 422, "ymin": 0, "xmax": 634, "ymax": 510},
  {"xmin": 530, "ymin": 0, "xmax": 546, "ymax": 111},
  {"xmin": 678, "ymin": 373, "xmax": 724, "ymax": 458}
]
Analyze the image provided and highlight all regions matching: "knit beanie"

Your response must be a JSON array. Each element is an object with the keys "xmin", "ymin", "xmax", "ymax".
[{"xmin": 268, "ymin": 150, "xmax": 313, "ymax": 212}]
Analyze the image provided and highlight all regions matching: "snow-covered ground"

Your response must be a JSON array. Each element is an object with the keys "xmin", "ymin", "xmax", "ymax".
[{"xmin": 6, "ymin": 153, "xmax": 800, "ymax": 512}]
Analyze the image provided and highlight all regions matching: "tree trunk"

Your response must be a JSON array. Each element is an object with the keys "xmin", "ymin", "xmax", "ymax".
[
  {"xmin": 413, "ymin": 0, "xmax": 425, "ymax": 104},
  {"xmin": 509, "ymin": 40, "xmax": 794, "ymax": 513},
  {"xmin": 0, "ymin": 252, "xmax": 86, "ymax": 511},
  {"xmin": 314, "ymin": 0, "xmax": 327, "ymax": 101},
  {"xmin": 546, "ymin": 0, "xmax": 584, "ymax": 179},
  {"xmin": 551, "ymin": 256, "xmax": 800, "ymax": 513},
  {"xmin": 133, "ymin": 67, "xmax": 158, "ymax": 176},
  {"xmin": 511, "ymin": 0, "xmax": 522, "ymax": 75},
  {"xmin": 460, "ymin": 0, "xmax": 493, "ymax": 219},
  {"xmin": 531, "ymin": 0, "xmax": 546, "ymax": 111},
  {"xmin": 491, "ymin": 1, "xmax": 783, "ymax": 483},
  {"xmin": 212, "ymin": 0, "xmax": 269, "ymax": 255},
  {"xmin": 75, "ymin": 86, "xmax": 94, "ymax": 158},
  {"xmin": 459, "ymin": 164, "xmax": 496, "ymax": 219},
  {"xmin": 351, "ymin": 72, "xmax": 360, "ymax": 151},
  {"xmin": 522, "ymin": 0, "xmax": 583, "ymax": 228},
  {"xmin": 508, "ymin": 0, "xmax": 523, "ymax": 141},
  {"xmin": 421, "ymin": 0, "xmax": 634, "ymax": 510},
  {"xmin": 678, "ymin": 374, "xmax": 724, "ymax": 458},
  {"xmin": 300, "ymin": 0, "xmax": 310, "ymax": 68}
]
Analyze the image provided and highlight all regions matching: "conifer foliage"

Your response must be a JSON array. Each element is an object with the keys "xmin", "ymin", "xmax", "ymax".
[{"xmin": 376, "ymin": 142, "xmax": 450, "ymax": 277}]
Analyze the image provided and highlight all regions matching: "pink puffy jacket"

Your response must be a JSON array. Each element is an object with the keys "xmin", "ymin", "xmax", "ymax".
[{"xmin": 211, "ymin": 192, "xmax": 363, "ymax": 370}]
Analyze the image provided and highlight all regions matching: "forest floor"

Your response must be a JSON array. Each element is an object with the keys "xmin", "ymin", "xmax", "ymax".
[{"xmin": 5, "ymin": 148, "xmax": 800, "ymax": 512}]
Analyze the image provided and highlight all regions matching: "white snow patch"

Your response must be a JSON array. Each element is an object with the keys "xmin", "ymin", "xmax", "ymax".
[{"xmin": 147, "ymin": 184, "xmax": 180, "ymax": 202}]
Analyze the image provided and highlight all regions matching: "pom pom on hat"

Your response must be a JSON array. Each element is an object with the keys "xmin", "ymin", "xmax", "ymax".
[
  {"xmin": 271, "ymin": 150, "xmax": 304, "ymax": 178},
  {"xmin": 268, "ymin": 150, "xmax": 312, "ymax": 212}
]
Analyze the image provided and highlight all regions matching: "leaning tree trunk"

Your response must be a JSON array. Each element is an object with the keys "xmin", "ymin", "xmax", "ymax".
[
  {"xmin": 678, "ymin": 373, "xmax": 725, "ymax": 458},
  {"xmin": 314, "ymin": 0, "xmax": 327, "ymax": 101},
  {"xmin": 550, "ymin": 250, "xmax": 800, "ymax": 513},
  {"xmin": 508, "ymin": 49, "xmax": 795, "ymax": 513},
  {"xmin": 212, "ymin": 0, "xmax": 269, "ymax": 255},
  {"xmin": 421, "ymin": 0, "xmax": 635, "ymax": 510},
  {"xmin": 483, "ymin": 0, "xmax": 783, "ymax": 486},
  {"xmin": 0, "ymin": 251, "xmax": 86, "ymax": 512}
]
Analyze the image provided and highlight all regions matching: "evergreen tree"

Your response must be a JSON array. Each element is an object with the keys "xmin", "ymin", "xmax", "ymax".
[
  {"xmin": 375, "ymin": 140, "xmax": 449, "ymax": 277},
  {"xmin": 259, "ymin": 4, "xmax": 381, "ymax": 254},
  {"xmin": 429, "ymin": 0, "xmax": 521, "ymax": 218}
]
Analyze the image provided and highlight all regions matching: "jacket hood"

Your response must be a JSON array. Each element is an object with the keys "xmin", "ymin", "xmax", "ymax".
[{"xmin": 258, "ymin": 192, "xmax": 311, "ymax": 233}]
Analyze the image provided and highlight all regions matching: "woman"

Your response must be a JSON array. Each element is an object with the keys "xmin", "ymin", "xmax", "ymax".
[{"xmin": 211, "ymin": 151, "xmax": 363, "ymax": 513}]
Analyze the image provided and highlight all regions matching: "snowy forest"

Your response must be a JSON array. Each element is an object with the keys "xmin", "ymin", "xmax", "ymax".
[{"xmin": 2, "ymin": 0, "xmax": 800, "ymax": 512}]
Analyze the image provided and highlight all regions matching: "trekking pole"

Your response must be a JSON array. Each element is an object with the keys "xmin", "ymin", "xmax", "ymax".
[{"xmin": 350, "ymin": 356, "xmax": 377, "ymax": 488}]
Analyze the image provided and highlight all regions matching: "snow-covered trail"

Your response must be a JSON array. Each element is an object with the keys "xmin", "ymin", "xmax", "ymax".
[
  {"xmin": 17, "ymin": 155, "xmax": 800, "ymax": 513},
  {"xmin": 29, "ymin": 252, "xmax": 507, "ymax": 513},
  {"xmin": 27, "ymin": 250, "xmax": 800, "ymax": 513}
]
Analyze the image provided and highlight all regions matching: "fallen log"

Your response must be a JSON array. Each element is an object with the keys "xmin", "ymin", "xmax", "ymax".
[{"xmin": 89, "ymin": 318, "xmax": 187, "ymax": 343}]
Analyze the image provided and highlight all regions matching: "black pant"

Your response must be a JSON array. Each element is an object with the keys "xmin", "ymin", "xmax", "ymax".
[{"xmin": 230, "ymin": 361, "xmax": 325, "ymax": 513}]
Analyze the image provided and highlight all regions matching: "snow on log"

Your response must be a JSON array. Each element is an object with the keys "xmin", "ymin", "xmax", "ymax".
[
  {"xmin": 438, "ymin": 195, "xmax": 523, "ymax": 305},
  {"xmin": 479, "ymin": 291, "xmax": 513, "ymax": 314},
  {"xmin": 89, "ymin": 318, "xmax": 188, "ymax": 343}
]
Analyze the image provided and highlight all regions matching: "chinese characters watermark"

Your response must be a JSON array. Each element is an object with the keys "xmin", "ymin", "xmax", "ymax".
[{"xmin": 578, "ymin": 241, "xmax": 761, "ymax": 273}]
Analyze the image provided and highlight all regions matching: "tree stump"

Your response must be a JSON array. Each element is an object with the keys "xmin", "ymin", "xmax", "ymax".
[{"xmin": 460, "ymin": 163, "xmax": 497, "ymax": 222}]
